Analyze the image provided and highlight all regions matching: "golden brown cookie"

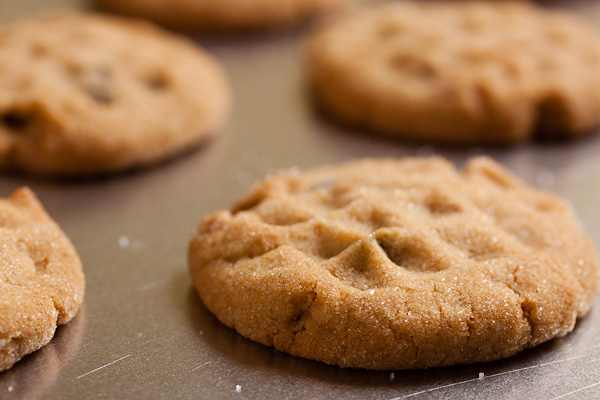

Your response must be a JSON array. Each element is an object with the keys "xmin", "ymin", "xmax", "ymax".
[
  {"xmin": 0, "ymin": 188, "xmax": 84, "ymax": 371},
  {"xmin": 0, "ymin": 12, "xmax": 229, "ymax": 176},
  {"xmin": 188, "ymin": 157, "xmax": 600, "ymax": 370},
  {"xmin": 307, "ymin": 1, "xmax": 600, "ymax": 144},
  {"xmin": 96, "ymin": 0, "xmax": 345, "ymax": 31}
]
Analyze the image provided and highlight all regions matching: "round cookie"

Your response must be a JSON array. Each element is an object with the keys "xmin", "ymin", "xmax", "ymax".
[
  {"xmin": 307, "ymin": 1, "xmax": 600, "ymax": 144},
  {"xmin": 0, "ymin": 13, "xmax": 229, "ymax": 176},
  {"xmin": 96, "ymin": 0, "xmax": 345, "ymax": 31},
  {"xmin": 189, "ymin": 157, "xmax": 600, "ymax": 370},
  {"xmin": 0, "ymin": 187, "xmax": 84, "ymax": 371}
]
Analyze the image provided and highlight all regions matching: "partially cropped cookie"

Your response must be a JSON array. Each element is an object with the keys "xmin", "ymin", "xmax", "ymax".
[
  {"xmin": 0, "ymin": 188, "xmax": 84, "ymax": 371},
  {"xmin": 189, "ymin": 157, "xmax": 600, "ymax": 370},
  {"xmin": 307, "ymin": 1, "xmax": 600, "ymax": 144},
  {"xmin": 96, "ymin": 0, "xmax": 345, "ymax": 31},
  {"xmin": 0, "ymin": 13, "xmax": 229, "ymax": 176}
]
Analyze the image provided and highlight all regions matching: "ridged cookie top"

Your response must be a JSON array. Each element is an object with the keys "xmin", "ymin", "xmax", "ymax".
[
  {"xmin": 189, "ymin": 157, "xmax": 599, "ymax": 369},
  {"xmin": 0, "ymin": 13, "xmax": 229, "ymax": 175},
  {"xmin": 307, "ymin": 1, "xmax": 600, "ymax": 143},
  {"xmin": 0, "ymin": 188, "xmax": 84, "ymax": 371}
]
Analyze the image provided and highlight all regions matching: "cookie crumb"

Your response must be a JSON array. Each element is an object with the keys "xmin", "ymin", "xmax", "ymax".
[
  {"xmin": 235, "ymin": 385, "xmax": 242, "ymax": 393},
  {"xmin": 478, "ymin": 372, "xmax": 484, "ymax": 379},
  {"xmin": 389, "ymin": 373, "xmax": 395, "ymax": 381},
  {"xmin": 118, "ymin": 235, "xmax": 130, "ymax": 248}
]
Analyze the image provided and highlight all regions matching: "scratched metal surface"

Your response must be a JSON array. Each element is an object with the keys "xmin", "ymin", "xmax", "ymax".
[{"xmin": 1, "ymin": 0, "xmax": 600, "ymax": 399}]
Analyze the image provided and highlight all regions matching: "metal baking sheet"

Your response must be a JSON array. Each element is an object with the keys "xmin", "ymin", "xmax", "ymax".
[{"xmin": 1, "ymin": 0, "xmax": 600, "ymax": 398}]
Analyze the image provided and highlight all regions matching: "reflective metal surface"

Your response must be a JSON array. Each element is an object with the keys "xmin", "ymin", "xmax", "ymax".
[{"xmin": 1, "ymin": 1, "xmax": 599, "ymax": 399}]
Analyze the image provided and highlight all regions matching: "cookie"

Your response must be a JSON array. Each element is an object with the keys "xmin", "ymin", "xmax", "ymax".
[
  {"xmin": 188, "ymin": 157, "xmax": 600, "ymax": 370},
  {"xmin": 0, "ymin": 13, "xmax": 229, "ymax": 176},
  {"xmin": 307, "ymin": 1, "xmax": 600, "ymax": 144},
  {"xmin": 96, "ymin": 0, "xmax": 345, "ymax": 31},
  {"xmin": 0, "ymin": 187, "xmax": 84, "ymax": 371}
]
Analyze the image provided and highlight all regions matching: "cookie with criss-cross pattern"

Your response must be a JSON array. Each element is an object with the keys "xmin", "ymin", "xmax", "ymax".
[
  {"xmin": 307, "ymin": 1, "xmax": 600, "ymax": 144},
  {"xmin": 0, "ymin": 13, "xmax": 229, "ymax": 176},
  {"xmin": 96, "ymin": 0, "xmax": 345, "ymax": 31},
  {"xmin": 0, "ymin": 187, "xmax": 84, "ymax": 371},
  {"xmin": 188, "ymin": 157, "xmax": 599, "ymax": 370}
]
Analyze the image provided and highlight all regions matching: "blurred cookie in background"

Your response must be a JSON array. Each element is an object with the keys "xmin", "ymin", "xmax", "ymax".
[
  {"xmin": 0, "ymin": 12, "xmax": 230, "ymax": 176},
  {"xmin": 96, "ymin": 0, "xmax": 346, "ymax": 32},
  {"xmin": 307, "ymin": 1, "xmax": 600, "ymax": 145}
]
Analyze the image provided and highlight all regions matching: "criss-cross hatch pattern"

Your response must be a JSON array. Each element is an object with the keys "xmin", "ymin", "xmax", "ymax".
[{"xmin": 189, "ymin": 157, "xmax": 599, "ymax": 369}]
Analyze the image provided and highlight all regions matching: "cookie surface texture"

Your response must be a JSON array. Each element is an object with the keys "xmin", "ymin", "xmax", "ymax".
[
  {"xmin": 307, "ymin": 1, "xmax": 600, "ymax": 144},
  {"xmin": 0, "ymin": 188, "xmax": 84, "ymax": 371},
  {"xmin": 189, "ymin": 157, "xmax": 600, "ymax": 370},
  {"xmin": 0, "ymin": 13, "xmax": 229, "ymax": 176},
  {"xmin": 96, "ymin": 0, "xmax": 344, "ymax": 31}
]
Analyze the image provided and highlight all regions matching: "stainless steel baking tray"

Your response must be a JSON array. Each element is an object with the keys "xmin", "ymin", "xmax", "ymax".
[{"xmin": 1, "ymin": 0, "xmax": 599, "ymax": 398}]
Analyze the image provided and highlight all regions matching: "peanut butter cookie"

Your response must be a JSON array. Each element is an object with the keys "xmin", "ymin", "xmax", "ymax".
[
  {"xmin": 307, "ymin": 2, "xmax": 600, "ymax": 144},
  {"xmin": 1, "ymin": 188, "xmax": 84, "ymax": 371},
  {"xmin": 189, "ymin": 157, "xmax": 599, "ymax": 369}
]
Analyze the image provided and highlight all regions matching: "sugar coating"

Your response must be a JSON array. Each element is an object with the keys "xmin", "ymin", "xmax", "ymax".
[
  {"xmin": 189, "ymin": 157, "xmax": 600, "ymax": 370},
  {"xmin": 0, "ymin": 13, "xmax": 229, "ymax": 176},
  {"xmin": 0, "ymin": 188, "xmax": 84, "ymax": 371},
  {"xmin": 307, "ymin": 1, "xmax": 600, "ymax": 144},
  {"xmin": 96, "ymin": 0, "xmax": 345, "ymax": 31}
]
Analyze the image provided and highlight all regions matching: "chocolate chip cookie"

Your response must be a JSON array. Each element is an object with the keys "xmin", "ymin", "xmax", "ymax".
[
  {"xmin": 0, "ymin": 12, "xmax": 229, "ymax": 176},
  {"xmin": 307, "ymin": 2, "xmax": 600, "ymax": 144}
]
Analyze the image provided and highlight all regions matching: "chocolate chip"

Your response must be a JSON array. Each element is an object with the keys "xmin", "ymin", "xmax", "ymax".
[
  {"xmin": 78, "ymin": 66, "xmax": 114, "ymax": 104},
  {"xmin": 1, "ymin": 111, "xmax": 31, "ymax": 131},
  {"xmin": 146, "ymin": 72, "xmax": 170, "ymax": 91}
]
